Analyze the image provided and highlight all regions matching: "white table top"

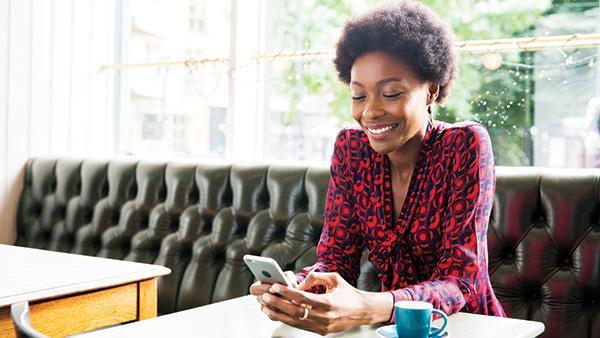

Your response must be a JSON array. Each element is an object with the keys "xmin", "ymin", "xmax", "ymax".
[
  {"xmin": 0, "ymin": 244, "xmax": 170, "ymax": 307},
  {"xmin": 80, "ymin": 295, "xmax": 545, "ymax": 338}
]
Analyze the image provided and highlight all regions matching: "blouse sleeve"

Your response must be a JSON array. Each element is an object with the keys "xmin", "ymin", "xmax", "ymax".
[
  {"xmin": 296, "ymin": 130, "xmax": 366, "ymax": 288},
  {"xmin": 390, "ymin": 124, "xmax": 496, "ymax": 314}
]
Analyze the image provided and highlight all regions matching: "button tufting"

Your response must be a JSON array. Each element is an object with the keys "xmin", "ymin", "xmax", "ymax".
[{"xmin": 16, "ymin": 159, "xmax": 600, "ymax": 331}]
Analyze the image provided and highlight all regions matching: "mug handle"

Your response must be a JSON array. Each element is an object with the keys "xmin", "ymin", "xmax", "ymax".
[{"xmin": 430, "ymin": 309, "xmax": 448, "ymax": 336}]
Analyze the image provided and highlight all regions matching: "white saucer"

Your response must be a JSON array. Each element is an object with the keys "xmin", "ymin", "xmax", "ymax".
[{"xmin": 375, "ymin": 324, "xmax": 450, "ymax": 338}]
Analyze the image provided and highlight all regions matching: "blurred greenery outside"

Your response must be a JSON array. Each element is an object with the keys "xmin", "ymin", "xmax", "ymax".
[{"xmin": 269, "ymin": 0, "xmax": 600, "ymax": 166}]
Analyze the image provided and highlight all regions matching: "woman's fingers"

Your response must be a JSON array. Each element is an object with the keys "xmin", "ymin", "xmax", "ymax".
[
  {"xmin": 269, "ymin": 283, "xmax": 331, "ymax": 311},
  {"xmin": 298, "ymin": 272, "xmax": 342, "ymax": 292},
  {"xmin": 261, "ymin": 303, "xmax": 330, "ymax": 336},
  {"xmin": 284, "ymin": 271, "xmax": 299, "ymax": 288},
  {"xmin": 249, "ymin": 281, "xmax": 271, "ymax": 296},
  {"xmin": 260, "ymin": 292, "xmax": 304, "ymax": 318},
  {"xmin": 257, "ymin": 278, "xmax": 343, "ymax": 336}
]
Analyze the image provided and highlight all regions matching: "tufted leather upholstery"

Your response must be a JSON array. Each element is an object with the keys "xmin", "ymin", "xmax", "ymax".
[{"xmin": 14, "ymin": 159, "xmax": 600, "ymax": 338}]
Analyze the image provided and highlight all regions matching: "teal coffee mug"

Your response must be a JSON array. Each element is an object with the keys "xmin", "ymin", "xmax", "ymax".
[{"xmin": 394, "ymin": 301, "xmax": 448, "ymax": 338}]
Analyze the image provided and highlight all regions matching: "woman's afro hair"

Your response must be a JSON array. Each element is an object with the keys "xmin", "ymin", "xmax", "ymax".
[{"xmin": 334, "ymin": 1, "xmax": 457, "ymax": 103}]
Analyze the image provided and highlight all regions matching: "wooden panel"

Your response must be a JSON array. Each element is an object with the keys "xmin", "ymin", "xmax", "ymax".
[
  {"xmin": 69, "ymin": 0, "xmax": 92, "ymax": 156},
  {"xmin": 137, "ymin": 278, "xmax": 158, "ymax": 320},
  {"xmin": 29, "ymin": 0, "xmax": 53, "ymax": 157},
  {"xmin": 0, "ymin": 169, "xmax": 23, "ymax": 246},
  {"xmin": 7, "ymin": 0, "xmax": 31, "ymax": 159},
  {"xmin": 1, "ymin": 305, "xmax": 18, "ymax": 337},
  {"xmin": 49, "ymin": 0, "xmax": 72, "ymax": 154},
  {"xmin": 89, "ymin": 0, "xmax": 114, "ymax": 156},
  {"xmin": 4, "ymin": 0, "xmax": 31, "ymax": 247},
  {"xmin": 0, "ymin": 283, "xmax": 138, "ymax": 338},
  {"xmin": 0, "ymin": 0, "xmax": 11, "ymax": 246}
]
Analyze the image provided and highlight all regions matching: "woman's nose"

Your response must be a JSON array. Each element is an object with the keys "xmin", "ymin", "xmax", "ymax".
[{"xmin": 362, "ymin": 99, "xmax": 385, "ymax": 120}]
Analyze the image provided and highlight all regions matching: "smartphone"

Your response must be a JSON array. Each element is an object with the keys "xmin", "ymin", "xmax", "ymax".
[{"xmin": 243, "ymin": 254, "xmax": 293, "ymax": 287}]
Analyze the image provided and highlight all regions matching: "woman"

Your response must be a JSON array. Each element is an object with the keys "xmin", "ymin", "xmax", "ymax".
[{"xmin": 250, "ymin": 1, "xmax": 505, "ymax": 335}]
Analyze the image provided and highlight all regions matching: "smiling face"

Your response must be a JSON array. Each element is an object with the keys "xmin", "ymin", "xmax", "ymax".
[{"xmin": 350, "ymin": 51, "xmax": 437, "ymax": 155}]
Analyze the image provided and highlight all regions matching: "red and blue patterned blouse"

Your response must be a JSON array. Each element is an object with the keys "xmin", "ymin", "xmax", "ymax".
[{"xmin": 299, "ymin": 119, "xmax": 506, "ymax": 318}]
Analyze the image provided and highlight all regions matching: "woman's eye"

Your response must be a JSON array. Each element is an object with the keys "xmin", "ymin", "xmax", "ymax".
[
  {"xmin": 383, "ymin": 93, "xmax": 401, "ymax": 98},
  {"xmin": 352, "ymin": 95, "xmax": 366, "ymax": 101}
]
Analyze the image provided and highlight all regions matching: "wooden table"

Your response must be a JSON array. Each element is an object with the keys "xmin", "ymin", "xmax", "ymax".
[
  {"xmin": 0, "ymin": 244, "xmax": 170, "ymax": 337},
  {"xmin": 80, "ymin": 295, "xmax": 545, "ymax": 338}
]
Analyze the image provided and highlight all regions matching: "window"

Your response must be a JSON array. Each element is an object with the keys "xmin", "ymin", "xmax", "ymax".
[
  {"xmin": 116, "ymin": 0, "xmax": 600, "ymax": 168},
  {"xmin": 209, "ymin": 107, "xmax": 227, "ymax": 155},
  {"xmin": 120, "ymin": 0, "xmax": 230, "ymax": 159},
  {"xmin": 262, "ymin": 0, "xmax": 600, "ymax": 167},
  {"xmin": 141, "ymin": 113, "xmax": 162, "ymax": 140}
]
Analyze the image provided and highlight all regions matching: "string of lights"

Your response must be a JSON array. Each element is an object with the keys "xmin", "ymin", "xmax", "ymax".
[
  {"xmin": 100, "ymin": 57, "xmax": 229, "ymax": 71},
  {"xmin": 500, "ymin": 53, "xmax": 598, "ymax": 70},
  {"xmin": 101, "ymin": 33, "xmax": 600, "ymax": 71},
  {"xmin": 104, "ymin": 33, "xmax": 600, "ymax": 98}
]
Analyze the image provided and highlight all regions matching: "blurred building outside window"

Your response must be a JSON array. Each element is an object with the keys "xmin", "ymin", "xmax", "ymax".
[{"xmin": 120, "ymin": 0, "xmax": 230, "ymax": 159}]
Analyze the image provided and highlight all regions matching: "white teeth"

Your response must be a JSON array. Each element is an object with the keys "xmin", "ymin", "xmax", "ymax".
[{"xmin": 367, "ymin": 124, "xmax": 396, "ymax": 134}]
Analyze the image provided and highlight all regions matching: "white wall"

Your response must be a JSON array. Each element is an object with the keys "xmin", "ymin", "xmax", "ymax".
[{"xmin": 0, "ymin": 0, "xmax": 117, "ymax": 244}]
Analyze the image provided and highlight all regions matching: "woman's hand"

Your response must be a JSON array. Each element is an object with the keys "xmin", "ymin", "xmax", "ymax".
[
  {"xmin": 249, "ymin": 271, "xmax": 299, "ymax": 297},
  {"xmin": 256, "ymin": 272, "xmax": 393, "ymax": 336}
]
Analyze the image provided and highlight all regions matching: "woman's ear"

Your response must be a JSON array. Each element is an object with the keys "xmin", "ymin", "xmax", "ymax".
[{"xmin": 426, "ymin": 83, "xmax": 440, "ymax": 105}]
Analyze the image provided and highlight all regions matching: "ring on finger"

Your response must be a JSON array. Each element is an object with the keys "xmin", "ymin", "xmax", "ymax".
[{"xmin": 299, "ymin": 303, "xmax": 311, "ymax": 320}]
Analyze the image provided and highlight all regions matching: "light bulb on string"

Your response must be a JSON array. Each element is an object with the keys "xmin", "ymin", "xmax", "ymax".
[
  {"xmin": 483, "ymin": 53, "xmax": 503, "ymax": 71},
  {"xmin": 564, "ymin": 55, "xmax": 574, "ymax": 65}
]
